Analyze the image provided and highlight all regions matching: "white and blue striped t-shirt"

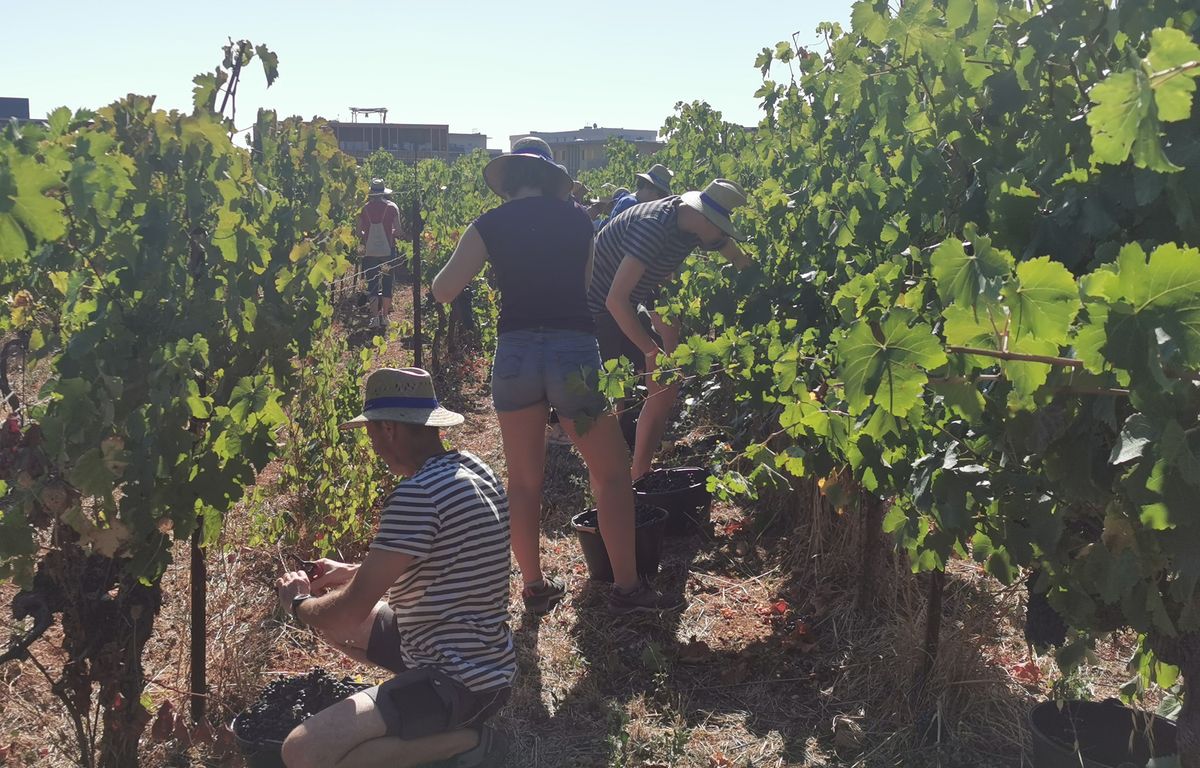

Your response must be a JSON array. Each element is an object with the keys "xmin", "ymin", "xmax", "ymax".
[
  {"xmin": 586, "ymin": 196, "xmax": 701, "ymax": 315},
  {"xmin": 371, "ymin": 451, "xmax": 514, "ymax": 692}
]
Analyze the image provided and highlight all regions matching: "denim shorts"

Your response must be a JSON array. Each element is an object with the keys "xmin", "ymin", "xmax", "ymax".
[{"xmin": 492, "ymin": 328, "xmax": 608, "ymax": 420}]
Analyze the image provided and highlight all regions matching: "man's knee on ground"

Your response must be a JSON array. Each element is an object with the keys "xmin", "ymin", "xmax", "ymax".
[{"xmin": 280, "ymin": 724, "xmax": 324, "ymax": 768}]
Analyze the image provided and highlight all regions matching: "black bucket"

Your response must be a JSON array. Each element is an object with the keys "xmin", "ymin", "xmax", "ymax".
[
  {"xmin": 231, "ymin": 713, "xmax": 287, "ymax": 768},
  {"xmin": 634, "ymin": 467, "xmax": 712, "ymax": 537},
  {"xmin": 231, "ymin": 676, "xmax": 371, "ymax": 768},
  {"xmin": 1027, "ymin": 699, "xmax": 1177, "ymax": 768},
  {"xmin": 572, "ymin": 504, "xmax": 668, "ymax": 582}
]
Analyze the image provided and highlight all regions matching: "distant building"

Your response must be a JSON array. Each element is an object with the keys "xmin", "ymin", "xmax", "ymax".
[
  {"xmin": 327, "ymin": 120, "xmax": 497, "ymax": 163},
  {"xmin": 512, "ymin": 126, "xmax": 663, "ymax": 176},
  {"xmin": 449, "ymin": 132, "xmax": 491, "ymax": 155},
  {"xmin": 0, "ymin": 98, "xmax": 31, "ymax": 122}
]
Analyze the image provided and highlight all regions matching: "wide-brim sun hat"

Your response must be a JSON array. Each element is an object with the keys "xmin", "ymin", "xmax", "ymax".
[
  {"xmin": 340, "ymin": 367, "xmax": 464, "ymax": 430},
  {"xmin": 681, "ymin": 178, "xmax": 748, "ymax": 242},
  {"xmin": 368, "ymin": 178, "xmax": 393, "ymax": 197},
  {"xmin": 635, "ymin": 163, "xmax": 674, "ymax": 195},
  {"xmin": 483, "ymin": 137, "xmax": 573, "ymax": 199}
]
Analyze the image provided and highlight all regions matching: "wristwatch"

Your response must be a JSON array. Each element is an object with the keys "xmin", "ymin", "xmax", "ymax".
[{"xmin": 291, "ymin": 594, "xmax": 313, "ymax": 625}]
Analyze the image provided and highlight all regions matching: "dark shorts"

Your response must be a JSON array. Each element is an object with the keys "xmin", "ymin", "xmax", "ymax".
[
  {"xmin": 363, "ymin": 605, "xmax": 510, "ymax": 740},
  {"xmin": 593, "ymin": 310, "xmax": 662, "ymax": 373},
  {"xmin": 362, "ymin": 255, "xmax": 394, "ymax": 299}
]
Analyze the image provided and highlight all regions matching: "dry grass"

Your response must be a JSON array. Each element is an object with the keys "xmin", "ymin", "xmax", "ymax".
[{"xmin": 0, "ymin": 297, "xmax": 1150, "ymax": 768}]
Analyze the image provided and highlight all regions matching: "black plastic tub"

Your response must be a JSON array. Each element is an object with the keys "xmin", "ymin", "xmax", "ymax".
[
  {"xmin": 572, "ymin": 504, "xmax": 668, "ymax": 582},
  {"xmin": 232, "ymin": 673, "xmax": 371, "ymax": 768},
  {"xmin": 1027, "ymin": 699, "xmax": 1177, "ymax": 768},
  {"xmin": 231, "ymin": 713, "xmax": 287, "ymax": 768},
  {"xmin": 634, "ymin": 467, "xmax": 712, "ymax": 536}
]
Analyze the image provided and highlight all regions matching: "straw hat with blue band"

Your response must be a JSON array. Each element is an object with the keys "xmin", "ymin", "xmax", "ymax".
[
  {"xmin": 483, "ymin": 137, "xmax": 573, "ymax": 199},
  {"xmin": 680, "ymin": 178, "xmax": 748, "ymax": 242},
  {"xmin": 635, "ymin": 164, "xmax": 674, "ymax": 195},
  {"xmin": 340, "ymin": 368, "xmax": 464, "ymax": 430}
]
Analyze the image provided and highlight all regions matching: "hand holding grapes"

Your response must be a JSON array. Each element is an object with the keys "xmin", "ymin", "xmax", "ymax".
[{"xmin": 309, "ymin": 559, "xmax": 356, "ymax": 595}]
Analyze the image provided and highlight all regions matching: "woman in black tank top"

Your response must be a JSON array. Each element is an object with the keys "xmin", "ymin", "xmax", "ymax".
[{"xmin": 432, "ymin": 138, "xmax": 679, "ymax": 617}]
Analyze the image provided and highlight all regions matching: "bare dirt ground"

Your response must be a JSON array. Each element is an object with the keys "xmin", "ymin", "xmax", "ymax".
[{"xmin": 0, "ymin": 291, "xmax": 1147, "ymax": 768}]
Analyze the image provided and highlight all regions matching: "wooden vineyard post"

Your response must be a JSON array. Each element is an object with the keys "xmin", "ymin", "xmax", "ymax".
[
  {"xmin": 410, "ymin": 197, "xmax": 423, "ymax": 369},
  {"xmin": 913, "ymin": 569, "xmax": 946, "ymax": 701},
  {"xmin": 190, "ymin": 521, "xmax": 206, "ymax": 723},
  {"xmin": 857, "ymin": 493, "xmax": 884, "ymax": 611}
]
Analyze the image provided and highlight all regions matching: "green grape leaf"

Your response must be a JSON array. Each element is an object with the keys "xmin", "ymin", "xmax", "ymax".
[
  {"xmin": 942, "ymin": 302, "xmax": 1001, "ymax": 354},
  {"xmin": 1087, "ymin": 69, "xmax": 1151, "ymax": 166},
  {"xmin": 835, "ymin": 309, "xmax": 948, "ymax": 417},
  {"xmin": 1111, "ymin": 414, "xmax": 1156, "ymax": 465},
  {"xmin": 46, "ymin": 106, "xmax": 72, "ymax": 136},
  {"xmin": 1131, "ymin": 113, "xmax": 1183, "ymax": 173},
  {"xmin": 930, "ymin": 225, "xmax": 1013, "ymax": 307},
  {"xmin": 1002, "ymin": 256, "xmax": 1081, "ymax": 347},
  {"xmin": 945, "ymin": 0, "xmax": 973, "ymax": 31},
  {"xmin": 1004, "ymin": 333, "xmax": 1058, "ymax": 400},
  {"xmin": 255, "ymin": 44, "xmax": 280, "ymax": 87},
  {"xmin": 191, "ymin": 70, "xmax": 226, "ymax": 114},
  {"xmin": 851, "ymin": 0, "xmax": 890, "ymax": 44},
  {"xmin": 966, "ymin": 0, "xmax": 997, "ymax": 48},
  {"xmin": 1115, "ymin": 243, "xmax": 1200, "ymax": 366},
  {"xmin": 3, "ymin": 151, "xmax": 67, "ymax": 245},
  {"xmin": 1145, "ymin": 27, "xmax": 1200, "ymax": 123}
]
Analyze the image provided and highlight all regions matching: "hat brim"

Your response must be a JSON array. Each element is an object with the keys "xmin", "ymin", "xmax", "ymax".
[
  {"xmin": 680, "ymin": 191, "xmax": 745, "ymax": 242},
  {"xmin": 635, "ymin": 172, "xmax": 671, "ymax": 195},
  {"xmin": 368, "ymin": 187, "xmax": 393, "ymax": 196},
  {"xmin": 339, "ymin": 406, "xmax": 464, "ymax": 431},
  {"xmin": 484, "ymin": 154, "xmax": 573, "ymax": 199}
]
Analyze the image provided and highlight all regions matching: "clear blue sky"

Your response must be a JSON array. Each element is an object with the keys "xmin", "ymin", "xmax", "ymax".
[{"xmin": 4, "ymin": 1, "xmax": 852, "ymax": 150}]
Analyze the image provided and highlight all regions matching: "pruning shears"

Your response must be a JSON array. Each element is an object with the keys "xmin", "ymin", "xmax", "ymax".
[{"xmin": 285, "ymin": 553, "xmax": 326, "ymax": 581}]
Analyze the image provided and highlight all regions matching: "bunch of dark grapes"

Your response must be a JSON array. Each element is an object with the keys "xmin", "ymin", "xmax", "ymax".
[
  {"xmin": 636, "ymin": 471, "xmax": 687, "ymax": 494},
  {"xmin": 234, "ymin": 668, "xmax": 367, "ymax": 743},
  {"xmin": 1024, "ymin": 570, "xmax": 1068, "ymax": 651}
]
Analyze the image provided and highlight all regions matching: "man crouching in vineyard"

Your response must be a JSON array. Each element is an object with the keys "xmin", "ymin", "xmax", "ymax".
[
  {"xmin": 274, "ymin": 367, "xmax": 513, "ymax": 767},
  {"xmin": 588, "ymin": 178, "xmax": 753, "ymax": 480}
]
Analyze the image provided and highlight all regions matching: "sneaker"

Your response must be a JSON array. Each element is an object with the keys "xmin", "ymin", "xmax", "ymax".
[
  {"xmin": 522, "ymin": 577, "xmax": 566, "ymax": 616},
  {"xmin": 448, "ymin": 724, "xmax": 507, "ymax": 767},
  {"xmin": 608, "ymin": 580, "xmax": 684, "ymax": 616},
  {"xmin": 367, "ymin": 316, "xmax": 379, "ymax": 329}
]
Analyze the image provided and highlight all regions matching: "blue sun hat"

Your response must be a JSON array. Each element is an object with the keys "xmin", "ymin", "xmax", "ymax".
[{"xmin": 483, "ymin": 137, "xmax": 573, "ymax": 198}]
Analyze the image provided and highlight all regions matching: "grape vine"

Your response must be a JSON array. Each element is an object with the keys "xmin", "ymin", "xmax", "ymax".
[{"xmin": 0, "ymin": 42, "xmax": 360, "ymax": 766}]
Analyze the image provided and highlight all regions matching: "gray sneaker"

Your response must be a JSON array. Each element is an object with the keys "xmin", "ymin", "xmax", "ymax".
[
  {"xmin": 522, "ymin": 577, "xmax": 567, "ymax": 616},
  {"xmin": 608, "ymin": 581, "xmax": 684, "ymax": 615},
  {"xmin": 436, "ymin": 723, "xmax": 507, "ymax": 767}
]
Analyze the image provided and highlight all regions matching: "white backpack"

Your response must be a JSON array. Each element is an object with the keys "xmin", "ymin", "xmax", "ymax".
[{"xmin": 364, "ymin": 204, "xmax": 392, "ymax": 258}]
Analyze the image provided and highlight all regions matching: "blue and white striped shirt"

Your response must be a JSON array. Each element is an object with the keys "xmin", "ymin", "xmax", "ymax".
[
  {"xmin": 586, "ymin": 196, "xmax": 700, "ymax": 315},
  {"xmin": 371, "ymin": 451, "xmax": 514, "ymax": 692}
]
